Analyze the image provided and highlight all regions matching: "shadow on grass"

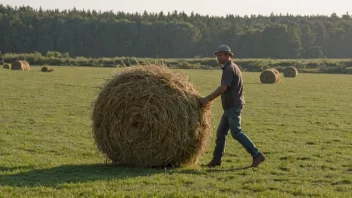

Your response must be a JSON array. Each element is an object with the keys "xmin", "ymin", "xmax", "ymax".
[
  {"xmin": 204, "ymin": 166, "xmax": 251, "ymax": 173},
  {"xmin": 0, "ymin": 164, "xmax": 251, "ymax": 187},
  {"xmin": 0, "ymin": 164, "xmax": 166, "ymax": 187},
  {"xmin": 176, "ymin": 166, "xmax": 250, "ymax": 175}
]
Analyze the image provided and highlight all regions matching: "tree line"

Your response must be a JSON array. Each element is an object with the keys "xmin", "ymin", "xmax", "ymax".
[
  {"xmin": 1, "ymin": 5, "xmax": 352, "ymax": 58},
  {"xmin": 2, "ymin": 51, "xmax": 352, "ymax": 74}
]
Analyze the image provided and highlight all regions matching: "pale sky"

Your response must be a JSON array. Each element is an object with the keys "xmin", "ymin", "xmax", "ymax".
[{"xmin": 0, "ymin": 0, "xmax": 351, "ymax": 17}]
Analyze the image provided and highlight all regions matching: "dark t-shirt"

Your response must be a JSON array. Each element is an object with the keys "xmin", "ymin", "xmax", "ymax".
[{"xmin": 221, "ymin": 61, "xmax": 245, "ymax": 110}]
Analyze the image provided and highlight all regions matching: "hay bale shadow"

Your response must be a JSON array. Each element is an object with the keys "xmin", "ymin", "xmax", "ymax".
[
  {"xmin": 0, "ymin": 164, "xmax": 251, "ymax": 188},
  {"xmin": 0, "ymin": 164, "xmax": 165, "ymax": 187}
]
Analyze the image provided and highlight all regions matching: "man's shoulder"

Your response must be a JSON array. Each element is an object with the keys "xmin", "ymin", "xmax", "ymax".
[
  {"xmin": 223, "ymin": 65, "xmax": 235, "ymax": 77},
  {"xmin": 231, "ymin": 62, "xmax": 240, "ymax": 68},
  {"xmin": 223, "ymin": 62, "xmax": 235, "ymax": 70},
  {"xmin": 222, "ymin": 62, "xmax": 237, "ymax": 72},
  {"xmin": 223, "ymin": 61, "xmax": 240, "ymax": 73},
  {"xmin": 231, "ymin": 62, "xmax": 242, "ymax": 73}
]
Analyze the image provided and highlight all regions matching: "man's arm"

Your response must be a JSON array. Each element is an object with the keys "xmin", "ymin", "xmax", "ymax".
[{"xmin": 200, "ymin": 84, "xmax": 228, "ymax": 106}]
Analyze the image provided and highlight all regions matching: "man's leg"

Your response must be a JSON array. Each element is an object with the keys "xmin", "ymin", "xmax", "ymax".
[
  {"xmin": 208, "ymin": 114, "xmax": 230, "ymax": 167},
  {"xmin": 226, "ymin": 106, "xmax": 265, "ymax": 167}
]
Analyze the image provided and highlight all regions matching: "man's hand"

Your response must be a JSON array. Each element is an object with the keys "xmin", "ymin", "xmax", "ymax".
[
  {"xmin": 200, "ymin": 97, "xmax": 210, "ymax": 107},
  {"xmin": 200, "ymin": 85, "xmax": 228, "ymax": 107}
]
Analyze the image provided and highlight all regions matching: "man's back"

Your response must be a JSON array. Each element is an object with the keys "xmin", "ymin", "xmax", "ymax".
[{"xmin": 221, "ymin": 61, "xmax": 245, "ymax": 110}]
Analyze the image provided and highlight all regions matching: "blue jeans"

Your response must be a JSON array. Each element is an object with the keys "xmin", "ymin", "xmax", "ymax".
[{"xmin": 213, "ymin": 105, "xmax": 260, "ymax": 163}]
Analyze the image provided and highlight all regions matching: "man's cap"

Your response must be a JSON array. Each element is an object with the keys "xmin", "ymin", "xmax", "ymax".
[{"xmin": 214, "ymin": 45, "xmax": 234, "ymax": 56}]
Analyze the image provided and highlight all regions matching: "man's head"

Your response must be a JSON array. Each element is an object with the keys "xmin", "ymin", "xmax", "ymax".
[{"xmin": 214, "ymin": 45, "xmax": 233, "ymax": 65}]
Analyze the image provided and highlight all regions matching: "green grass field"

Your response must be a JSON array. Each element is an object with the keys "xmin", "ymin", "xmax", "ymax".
[{"xmin": 0, "ymin": 66, "xmax": 351, "ymax": 197}]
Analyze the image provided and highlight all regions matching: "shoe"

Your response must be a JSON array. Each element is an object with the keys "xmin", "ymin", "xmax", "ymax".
[
  {"xmin": 204, "ymin": 160, "xmax": 221, "ymax": 168},
  {"xmin": 251, "ymin": 152, "xmax": 265, "ymax": 168}
]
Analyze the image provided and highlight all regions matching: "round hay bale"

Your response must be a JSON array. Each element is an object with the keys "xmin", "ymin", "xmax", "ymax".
[
  {"xmin": 92, "ymin": 66, "xmax": 211, "ymax": 168},
  {"xmin": 284, "ymin": 66, "xmax": 298, "ymax": 78},
  {"xmin": 41, "ymin": 65, "xmax": 54, "ymax": 72},
  {"xmin": 3, "ymin": 64, "xmax": 11, "ymax": 69},
  {"xmin": 271, "ymin": 68, "xmax": 280, "ymax": 76},
  {"xmin": 260, "ymin": 69, "xmax": 280, "ymax": 84},
  {"xmin": 11, "ymin": 60, "xmax": 30, "ymax": 71}
]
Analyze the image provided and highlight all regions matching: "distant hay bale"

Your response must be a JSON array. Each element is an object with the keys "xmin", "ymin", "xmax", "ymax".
[
  {"xmin": 3, "ymin": 64, "xmax": 11, "ymax": 69},
  {"xmin": 260, "ymin": 68, "xmax": 280, "ymax": 84},
  {"xmin": 11, "ymin": 60, "xmax": 30, "ymax": 71},
  {"xmin": 284, "ymin": 66, "xmax": 298, "ymax": 78},
  {"xmin": 271, "ymin": 68, "xmax": 280, "ymax": 76},
  {"xmin": 92, "ymin": 66, "xmax": 211, "ymax": 168},
  {"xmin": 41, "ymin": 65, "xmax": 54, "ymax": 72}
]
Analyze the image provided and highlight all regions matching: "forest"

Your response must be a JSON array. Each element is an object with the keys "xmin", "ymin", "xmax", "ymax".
[{"xmin": 1, "ymin": 5, "xmax": 352, "ymax": 59}]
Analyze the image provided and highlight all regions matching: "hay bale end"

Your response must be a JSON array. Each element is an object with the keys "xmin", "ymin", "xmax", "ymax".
[
  {"xmin": 260, "ymin": 68, "xmax": 280, "ymax": 84},
  {"xmin": 284, "ymin": 66, "xmax": 298, "ymax": 78}
]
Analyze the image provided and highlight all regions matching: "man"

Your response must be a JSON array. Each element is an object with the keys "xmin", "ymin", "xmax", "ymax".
[{"xmin": 200, "ymin": 45, "xmax": 265, "ymax": 168}]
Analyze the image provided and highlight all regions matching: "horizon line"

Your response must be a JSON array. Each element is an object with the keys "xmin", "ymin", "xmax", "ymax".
[{"xmin": 1, "ymin": 3, "xmax": 350, "ymax": 18}]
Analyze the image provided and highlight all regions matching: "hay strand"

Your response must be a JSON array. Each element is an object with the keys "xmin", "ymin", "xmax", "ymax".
[
  {"xmin": 92, "ymin": 66, "xmax": 211, "ymax": 168},
  {"xmin": 284, "ymin": 66, "xmax": 298, "ymax": 78},
  {"xmin": 260, "ymin": 68, "xmax": 280, "ymax": 84},
  {"xmin": 11, "ymin": 60, "xmax": 30, "ymax": 71}
]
